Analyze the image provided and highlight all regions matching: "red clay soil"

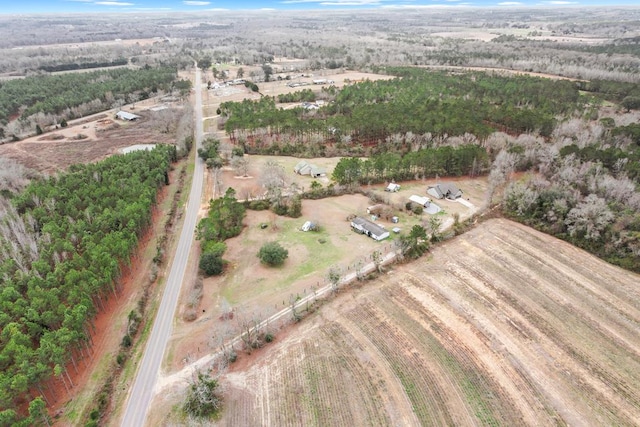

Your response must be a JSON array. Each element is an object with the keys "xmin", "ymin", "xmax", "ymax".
[{"xmin": 45, "ymin": 184, "xmax": 169, "ymax": 424}]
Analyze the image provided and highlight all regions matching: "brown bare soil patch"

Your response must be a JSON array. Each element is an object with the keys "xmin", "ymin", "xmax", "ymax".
[
  {"xmin": 0, "ymin": 113, "xmax": 174, "ymax": 173},
  {"xmin": 212, "ymin": 219, "xmax": 640, "ymax": 426}
]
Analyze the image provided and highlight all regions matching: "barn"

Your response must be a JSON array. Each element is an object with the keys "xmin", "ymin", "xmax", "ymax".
[
  {"xmin": 294, "ymin": 161, "xmax": 326, "ymax": 178},
  {"xmin": 350, "ymin": 217, "xmax": 390, "ymax": 241},
  {"xmin": 116, "ymin": 111, "xmax": 140, "ymax": 121}
]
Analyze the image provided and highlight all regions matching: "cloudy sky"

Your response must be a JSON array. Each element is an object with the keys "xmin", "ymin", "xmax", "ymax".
[{"xmin": 3, "ymin": 0, "xmax": 638, "ymax": 14}]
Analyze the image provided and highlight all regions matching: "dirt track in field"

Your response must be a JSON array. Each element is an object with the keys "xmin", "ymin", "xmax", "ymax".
[{"xmin": 216, "ymin": 218, "xmax": 640, "ymax": 426}]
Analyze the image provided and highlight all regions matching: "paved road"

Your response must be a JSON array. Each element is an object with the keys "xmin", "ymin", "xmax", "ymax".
[{"xmin": 120, "ymin": 65, "xmax": 205, "ymax": 426}]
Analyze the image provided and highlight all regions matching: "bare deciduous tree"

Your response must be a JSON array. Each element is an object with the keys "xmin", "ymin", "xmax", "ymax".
[
  {"xmin": 231, "ymin": 155, "xmax": 250, "ymax": 177},
  {"xmin": 327, "ymin": 266, "xmax": 342, "ymax": 293},
  {"xmin": 565, "ymin": 194, "xmax": 614, "ymax": 241}
]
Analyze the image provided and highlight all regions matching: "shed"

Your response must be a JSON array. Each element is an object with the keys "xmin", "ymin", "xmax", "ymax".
[
  {"xmin": 366, "ymin": 204, "xmax": 386, "ymax": 215},
  {"xmin": 409, "ymin": 195, "xmax": 431, "ymax": 207},
  {"xmin": 115, "ymin": 111, "xmax": 140, "ymax": 121},
  {"xmin": 385, "ymin": 183, "xmax": 401, "ymax": 192},
  {"xmin": 294, "ymin": 160, "xmax": 326, "ymax": 177},
  {"xmin": 350, "ymin": 217, "xmax": 389, "ymax": 241},
  {"xmin": 427, "ymin": 183, "xmax": 463, "ymax": 200}
]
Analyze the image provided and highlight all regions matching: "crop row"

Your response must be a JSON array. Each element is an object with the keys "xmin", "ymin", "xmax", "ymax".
[
  {"xmin": 481, "ymin": 246, "xmax": 640, "ymax": 419},
  {"xmin": 345, "ymin": 301, "xmax": 456, "ymax": 425},
  {"xmin": 423, "ymin": 263, "xmax": 567, "ymax": 423},
  {"xmin": 321, "ymin": 321, "xmax": 394, "ymax": 427},
  {"xmin": 439, "ymin": 229, "xmax": 640, "ymax": 424},
  {"xmin": 378, "ymin": 282, "xmax": 523, "ymax": 426}
]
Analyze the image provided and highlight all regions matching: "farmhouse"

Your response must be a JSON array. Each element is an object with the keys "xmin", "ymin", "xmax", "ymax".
[
  {"xmin": 409, "ymin": 195, "xmax": 431, "ymax": 207},
  {"xmin": 350, "ymin": 217, "xmax": 390, "ymax": 241},
  {"xmin": 294, "ymin": 160, "xmax": 326, "ymax": 177},
  {"xmin": 428, "ymin": 182, "xmax": 463, "ymax": 200},
  {"xmin": 115, "ymin": 111, "xmax": 140, "ymax": 121},
  {"xmin": 385, "ymin": 182, "xmax": 401, "ymax": 192}
]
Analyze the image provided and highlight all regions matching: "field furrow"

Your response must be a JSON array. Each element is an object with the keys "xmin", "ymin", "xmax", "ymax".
[
  {"xmin": 321, "ymin": 322, "xmax": 393, "ymax": 427},
  {"xmin": 217, "ymin": 219, "xmax": 640, "ymax": 427},
  {"xmin": 392, "ymin": 271, "xmax": 563, "ymax": 426},
  {"xmin": 345, "ymin": 302, "xmax": 455, "ymax": 425}
]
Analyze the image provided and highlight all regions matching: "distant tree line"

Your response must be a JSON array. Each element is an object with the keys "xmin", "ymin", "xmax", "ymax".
[
  {"xmin": 332, "ymin": 145, "xmax": 489, "ymax": 186},
  {"xmin": 0, "ymin": 145, "xmax": 176, "ymax": 424},
  {"xmin": 220, "ymin": 69, "xmax": 589, "ymax": 157},
  {"xmin": 0, "ymin": 65, "xmax": 180, "ymax": 129},
  {"xmin": 38, "ymin": 58, "xmax": 128, "ymax": 73},
  {"xmin": 277, "ymin": 89, "xmax": 316, "ymax": 103}
]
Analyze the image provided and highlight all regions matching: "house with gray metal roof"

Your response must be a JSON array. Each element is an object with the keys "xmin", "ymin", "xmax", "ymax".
[
  {"xmin": 350, "ymin": 217, "xmax": 389, "ymax": 241},
  {"xmin": 294, "ymin": 160, "xmax": 326, "ymax": 178},
  {"xmin": 427, "ymin": 183, "xmax": 463, "ymax": 200}
]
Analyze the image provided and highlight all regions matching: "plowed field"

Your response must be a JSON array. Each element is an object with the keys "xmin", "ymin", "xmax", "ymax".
[{"xmin": 218, "ymin": 218, "xmax": 640, "ymax": 426}]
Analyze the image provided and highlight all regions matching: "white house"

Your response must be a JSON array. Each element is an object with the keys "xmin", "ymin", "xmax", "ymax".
[
  {"xmin": 350, "ymin": 217, "xmax": 389, "ymax": 241},
  {"xmin": 409, "ymin": 195, "xmax": 431, "ymax": 207}
]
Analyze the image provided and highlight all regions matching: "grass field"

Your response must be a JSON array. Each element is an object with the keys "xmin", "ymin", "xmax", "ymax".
[{"xmin": 214, "ymin": 218, "xmax": 640, "ymax": 426}]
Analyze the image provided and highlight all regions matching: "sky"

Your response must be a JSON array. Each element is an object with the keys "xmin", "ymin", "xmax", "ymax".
[{"xmin": 3, "ymin": 0, "xmax": 638, "ymax": 14}]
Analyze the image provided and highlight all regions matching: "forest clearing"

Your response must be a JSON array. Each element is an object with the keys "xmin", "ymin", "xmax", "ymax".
[
  {"xmin": 166, "ymin": 173, "xmax": 485, "ymax": 376},
  {"xmin": 199, "ymin": 219, "xmax": 640, "ymax": 426}
]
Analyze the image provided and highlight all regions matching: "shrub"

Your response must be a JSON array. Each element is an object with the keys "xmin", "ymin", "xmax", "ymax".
[
  {"xmin": 183, "ymin": 372, "xmax": 223, "ymax": 418},
  {"xmin": 257, "ymin": 242, "xmax": 288, "ymax": 266},
  {"xmin": 199, "ymin": 251, "xmax": 225, "ymax": 276},
  {"xmin": 247, "ymin": 199, "xmax": 270, "ymax": 210},
  {"xmin": 121, "ymin": 334, "xmax": 132, "ymax": 348}
]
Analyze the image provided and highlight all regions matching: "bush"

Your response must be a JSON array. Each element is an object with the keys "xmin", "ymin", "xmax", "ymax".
[
  {"xmin": 199, "ymin": 251, "xmax": 225, "ymax": 276},
  {"xmin": 257, "ymin": 242, "xmax": 288, "ymax": 266},
  {"xmin": 202, "ymin": 241, "xmax": 226, "ymax": 257},
  {"xmin": 247, "ymin": 199, "xmax": 270, "ymax": 210},
  {"xmin": 121, "ymin": 334, "xmax": 132, "ymax": 348},
  {"xmin": 183, "ymin": 372, "xmax": 223, "ymax": 418}
]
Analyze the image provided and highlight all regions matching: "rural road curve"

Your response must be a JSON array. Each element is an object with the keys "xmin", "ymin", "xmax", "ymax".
[{"xmin": 120, "ymin": 65, "xmax": 205, "ymax": 426}]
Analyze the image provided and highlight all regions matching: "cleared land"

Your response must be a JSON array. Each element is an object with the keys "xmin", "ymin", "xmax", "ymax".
[
  {"xmin": 213, "ymin": 218, "xmax": 640, "ymax": 426},
  {"xmin": 167, "ymin": 154, "xmax": 485, "ymax": 376},
  {"xmin": 0, "ymin": 101, "xmax": 178, "ymax": 173}
]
